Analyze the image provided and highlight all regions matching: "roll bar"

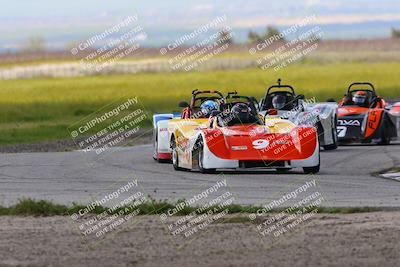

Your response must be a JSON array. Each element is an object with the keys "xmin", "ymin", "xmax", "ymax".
[
  {"xmin": 266, "ymin": 79, "xmax": 295, "ymax": 95},
  {"xmin": 348, "ymin": 82, "xmax": 375, "ymax": 93}
]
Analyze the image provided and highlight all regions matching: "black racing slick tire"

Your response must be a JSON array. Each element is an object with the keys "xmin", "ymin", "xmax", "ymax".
[
  {"xmin": 303, "ymin": 164, "xmax": 320, "ymax": 174},
  {"xmin": 378, "ymin": 119, "xmax": 390, "ymax": 145},
  {"xmin": 196, "ymin": 139, "xmax": 216, "ymax": 174},
  {"xmin": 303, "ymin": 153, "xmax": 320, "ymax": 174},
  {"xmin": 323, "ymin": 126, "xmax": 338, "ymax": 151},
  {"xmin": 276, "ymin": 168, "xmax": 292, "ymax": 173}
]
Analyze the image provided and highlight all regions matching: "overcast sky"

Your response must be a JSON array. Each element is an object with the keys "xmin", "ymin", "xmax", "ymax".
[
  {"xmin": 2, "ymin": 0, "xmax": 400, "ymax": 26},
  {"xmin": 0, "ymin": 0, "xmax": 400, "ymax": 48}
]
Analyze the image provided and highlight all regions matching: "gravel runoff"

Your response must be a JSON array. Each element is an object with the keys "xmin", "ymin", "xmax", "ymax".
[{"xmin": 0, "ymin": 212, "xmax": 399, "ymax": 267}]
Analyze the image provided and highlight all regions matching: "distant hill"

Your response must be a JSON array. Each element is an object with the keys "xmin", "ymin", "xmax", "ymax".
[{"xmin": 1, "ymin": 20, "xmax": 400, "ymax": 53}]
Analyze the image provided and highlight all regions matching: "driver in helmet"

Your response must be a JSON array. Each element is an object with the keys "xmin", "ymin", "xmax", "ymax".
[
  {"xmin": 352, "ymin": 91, "xmax": 368, "ymax": 107},
  {"xmin": 200, "ymin": 100, "xmax": 219, "ymax": 118},
  {"xmin": 272, "ymin": 95, "xmax": 287, "ymax": 110},
  {"xmin": 230, "ymin": 103, "xmax": 262, "ymax": 125},
  {"xmin": 231, "ymin": 103, "xmax": 251, "ymax": 123}
]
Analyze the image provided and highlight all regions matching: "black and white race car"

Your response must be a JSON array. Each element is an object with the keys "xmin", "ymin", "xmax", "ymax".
[{"xmin": 259, "ymin": 79, "xmax": 338, "ymax": 150}]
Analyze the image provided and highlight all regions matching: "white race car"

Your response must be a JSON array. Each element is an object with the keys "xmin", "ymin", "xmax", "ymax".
[{"xmin": 259, "ymin": 79, "xmax": 338, "ymax": 150}]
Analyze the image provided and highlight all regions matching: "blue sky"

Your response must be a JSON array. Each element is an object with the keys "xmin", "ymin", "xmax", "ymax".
[{"xmin": 1, "ymin": 0, "xmax": 400, "ymax": 49}]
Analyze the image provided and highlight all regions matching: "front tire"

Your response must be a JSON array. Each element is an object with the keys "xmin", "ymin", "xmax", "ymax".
[
  {"xmin": 276, "ymin": 168, "xmax": 291, "ymax": 173},
  {"xmin": 196, "ymin": 140, "xmax": 216, "ymax": 174},
  {"xmin": 303, "ymin": 165, "xmax": 320, "ymax": 174},
  {"xmin": 378, "ymin": 120, "xmax": 390, "ymax": 145},
  {"xmin": 323, "ymin": 126, "xmax": 338, "ymax": 150},
  {"xmin": 303, "ymin": 151, "xmax": 320, "ymax": 174}
]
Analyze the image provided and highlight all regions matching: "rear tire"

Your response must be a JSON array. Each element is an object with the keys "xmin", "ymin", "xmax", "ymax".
[{"xmin": 196, "ymin": 140, "xmax": 216, "ymax": 174}]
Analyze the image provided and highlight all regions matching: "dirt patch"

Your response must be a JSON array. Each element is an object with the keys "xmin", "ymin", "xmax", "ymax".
[
  {"xmin": 0, "ymin": 212, "xmax": 399, "ymax": 267},
  {"xmin": 0, "ymin": 129, "xmax": 152, "ymax": 153}
]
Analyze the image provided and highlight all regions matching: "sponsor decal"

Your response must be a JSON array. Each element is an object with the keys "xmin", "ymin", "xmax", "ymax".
[
  {"xmin": 273, "ymin": 140, "xmax": 289, "ymax": 145},
  {"xmin": 365, "ymin": 110, "xmax": 383, "ymax": 138},
  {"xmin": 252, "ymin": 139, "xmax": 270, "ymax": 150},
  {"xmin": 337, "ymin": 119, "xmax": 360, "ymax": 126},
  {"xmin": 231, "ymin": 146, "xmax": 248, "ymax": 151}
]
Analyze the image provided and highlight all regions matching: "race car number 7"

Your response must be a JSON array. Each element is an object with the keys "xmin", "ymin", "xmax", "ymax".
[
  {"xmin": 337, "ymin": 126, "xmax": 347, "ymax": 138},
  {"xmin": 252, "ymin": 139, "xmax": 269, "ymax": 150}
]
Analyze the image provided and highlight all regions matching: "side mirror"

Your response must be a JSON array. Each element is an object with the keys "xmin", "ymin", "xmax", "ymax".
[{"xmin": 178, "ymin": 101, "xmax": 190, "ymax": 108}]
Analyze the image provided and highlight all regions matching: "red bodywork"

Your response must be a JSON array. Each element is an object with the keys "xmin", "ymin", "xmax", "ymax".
[
  {"xmin": 337, "ymin": 106, "xmax": 369, "ymax": 117},
  {"xmin": 202, "ymin": 125, "xmax": 317, "ymax": 161}
]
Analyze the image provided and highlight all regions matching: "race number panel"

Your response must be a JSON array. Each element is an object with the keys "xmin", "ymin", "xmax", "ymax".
[{"xmin": 337, "ymin": 126, "xmax": 347, "ymax": 138}]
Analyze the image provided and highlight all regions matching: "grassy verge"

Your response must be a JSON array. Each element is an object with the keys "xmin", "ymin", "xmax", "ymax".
[
  {"xmin": 0, "ymin": 199, "xmax": 382, "ymax": 217},
  {"xmin": 1, "ymin": 62, "xmax": 400, "ymax": 146}
]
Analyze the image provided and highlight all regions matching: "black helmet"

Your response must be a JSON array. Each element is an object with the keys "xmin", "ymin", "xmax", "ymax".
[
  {"xmin": 272, "ymin": 95, "xmax": 286, "ymax": 110},
  {"xmin": 231, "ymin": 103, "xmax": 251, "ymax": 123}
]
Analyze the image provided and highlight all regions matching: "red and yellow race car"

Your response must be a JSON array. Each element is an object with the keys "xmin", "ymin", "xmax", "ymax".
[
  {"xmin": 152, "ymin": 90, "xmax": 224, "ymax": 162},
  {"xmin": 337, "ymin": 82, "xmax": 399, "ymax": 144}
]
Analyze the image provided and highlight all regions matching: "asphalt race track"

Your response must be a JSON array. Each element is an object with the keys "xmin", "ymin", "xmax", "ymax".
[{"xmin": 0, "ymin": 142, "xmax": 399, "ymax": 208}]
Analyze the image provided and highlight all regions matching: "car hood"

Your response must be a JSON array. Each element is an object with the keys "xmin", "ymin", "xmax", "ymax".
[
  {"xmin": 220, "ymin": 120, "xmax": 295, "ymax": 136},
  {"xmin": 338, "ymin": 106, "xmax": 369, "ymax": 117}
]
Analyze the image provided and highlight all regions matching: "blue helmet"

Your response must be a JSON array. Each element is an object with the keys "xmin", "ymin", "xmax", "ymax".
[{"xmin": 200, "ymin": 100, "xmax": 219, "ymax": 118}]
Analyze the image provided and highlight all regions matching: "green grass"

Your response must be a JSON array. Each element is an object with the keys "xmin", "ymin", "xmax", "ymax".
[
  {"xmin": 0, "ymin": 199, "xmax": 381, "ymax": 216},
  {"xmin": 1, "ymin": 62, "xmax": 400, "ymax": 145}
]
